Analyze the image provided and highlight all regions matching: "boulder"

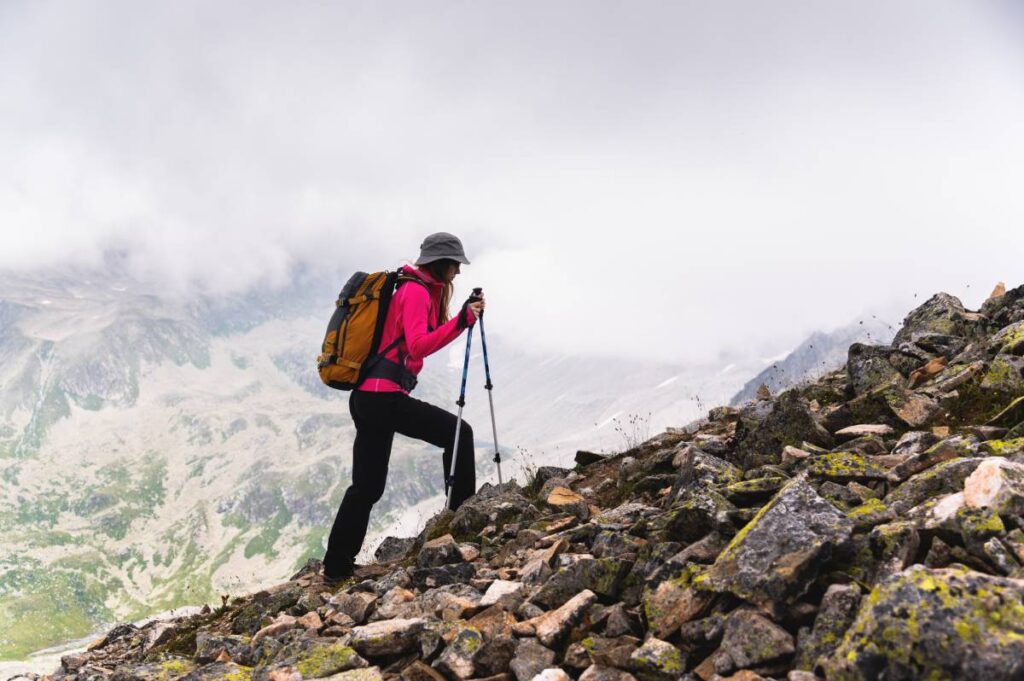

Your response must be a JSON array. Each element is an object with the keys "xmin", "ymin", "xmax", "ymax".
[
  {"xmin": 846, "ymin": 344, "xmax": 902, "ymax": 396},
  {"xmin": 822, "ymin": 566, "xmax": 1024, "ymax": 680},
  {"xmin": 702, "ymin": 479, "xmax": 853, "ymax": 609},
  {"xmin": 734, "ymin": 392, "xmax": 834, "ymax": 470},
  {"xmin": 892, "ymin": 293, "xmax": 988, "ymax": 348}
]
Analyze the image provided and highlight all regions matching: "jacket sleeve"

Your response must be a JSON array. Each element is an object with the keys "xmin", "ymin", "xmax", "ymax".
[{"xmin": 401, "ymin": 285, "xmax": 477, "ymax": 361}]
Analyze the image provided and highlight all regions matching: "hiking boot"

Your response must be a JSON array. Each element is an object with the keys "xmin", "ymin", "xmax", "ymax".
[{"xmin": 322, "ymin": 561, "xmax": 355, "ymax": 585}]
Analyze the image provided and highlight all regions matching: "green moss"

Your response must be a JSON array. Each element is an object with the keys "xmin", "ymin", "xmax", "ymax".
[
  {"xmin": 159, "ymin": 658, "xmax": 194, "ymax": 675},
  {"xmin": 807, "ymin": 452, "xmax": 889, "ymax": 482},
  {"xmin": 956, "ymin": 506, "xmax": 1005, "ymax": 539},
  {"xmin": 848, "ymin": 498, "xmax": 888, "ymax": 518},
  {"xmin": 980, "ymin": 438, "xmax": 1024, "ymax": 457},
  {"xmin": 294, "ymin": 643, "xmax": 363, "ymax": 677}
]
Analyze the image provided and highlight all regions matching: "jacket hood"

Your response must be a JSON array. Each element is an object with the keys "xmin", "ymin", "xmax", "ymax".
[{"xmin": 401, "ymin": 263, "xmax": 445, "ymax": 288}]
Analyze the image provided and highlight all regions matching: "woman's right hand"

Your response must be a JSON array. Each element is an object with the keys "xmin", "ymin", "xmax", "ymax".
[{"xmin": 459, "ymin": 294, "xmax": 485, "ymax": 328}]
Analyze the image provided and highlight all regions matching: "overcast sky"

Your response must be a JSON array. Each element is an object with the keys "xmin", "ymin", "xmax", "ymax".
[{"xmin": 1, "ymin": 1, "xmax": 1022, "ymax": 363}]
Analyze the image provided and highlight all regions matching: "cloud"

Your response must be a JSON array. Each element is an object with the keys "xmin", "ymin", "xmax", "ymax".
[{"xmin": 1, "ymin": 0, "xmax": 1023, "ymax": 362}]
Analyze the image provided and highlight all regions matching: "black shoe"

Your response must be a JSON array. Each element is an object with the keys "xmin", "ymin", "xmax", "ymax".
[{"xmin": 323, "ymin": 562, "xmax": 355, "ymax": 585}]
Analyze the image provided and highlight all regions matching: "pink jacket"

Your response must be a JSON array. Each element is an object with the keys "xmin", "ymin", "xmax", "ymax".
[{"xmin": 357, "ymin": 264, "xmax": 477, "ymax": 394}]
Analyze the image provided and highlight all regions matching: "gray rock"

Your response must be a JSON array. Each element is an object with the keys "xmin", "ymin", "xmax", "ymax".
[
  {"xmin": 526, "ymin": 589, "xmax": 593, "ymax": 647},
  {"xmin": 374, "ymin": 536, "xmax": 416, "ymax": 563},
  {"xmin": 510, "ymin": 638, "xmax": 557, "ymax": 681},
  {"xmin": 418, "ymin": 533, "xmax": 465, "ymax": 567},
  {"xmin": 349, "ymin": 618, "xmax": 426, "ymax": 656},
  {"xmin": 795, "ymin": 584, "xmax": 862, "ymax": 671},
  {"xmin": 892, "ymin": 430, "xmax": 941, "ymax": 457},
  {"xmin": 194, "ymin": 631, "xmax": 249, "ymax": 663},
  {"xmin": 434, "ymin": 626, "xmax": 485, "ymax": 680},
  {"xmin": 626, "ymin": 637, "xmax": 686, "ymax": 681},
  {"xmin": 531, "ymin": 558, "xmax": 633, "ymax": 609},
  {"xmin": 719, "ymin": 609, "xmax": 795, "ymax": 671},
  {"xmin": 847, "ymin": 344, "xmax": 903, "ymax": 396},
  {"xmin": 893, "ymin": 293, "xmax": 988, "ymax": 347},
  {"xmin": 703, "ymin": 478, "xmax": 853, "ymax": 609},
  {"xmin": 734, "ymin": 391, "xmax": 834, "ymax": 470},
  {"xmin": 885, "ymin": 457, "xmax": 984, "ymax": 514},
  {"xmin": 409, "ymin": 562, "xmax": 476, "ymax": 590},
  {"xmin": 451, "ymin": 482, "xmax": 532, "ymax": 538}
]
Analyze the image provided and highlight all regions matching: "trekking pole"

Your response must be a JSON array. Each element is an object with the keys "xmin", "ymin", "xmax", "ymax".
[
  {"xmin": 476, "ymin": 308, "xmax": 503, "ymax": 485},
  {"xmin": 446, "ymin": 289, "xmax": 480, "ymax": 511}
]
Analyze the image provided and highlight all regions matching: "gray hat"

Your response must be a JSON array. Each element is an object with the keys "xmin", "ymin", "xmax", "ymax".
[{"xmin": 415, "ymin": 232, "xmax": 471, "ymax": 266}]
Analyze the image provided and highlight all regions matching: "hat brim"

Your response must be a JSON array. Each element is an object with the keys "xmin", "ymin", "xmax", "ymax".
[{"xmin": 414, "ymin": 254, "xmax": 471, "ymax": 266}]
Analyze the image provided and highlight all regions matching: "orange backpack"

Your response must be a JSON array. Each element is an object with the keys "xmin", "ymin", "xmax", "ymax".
[{"xmin": 317, "ymin": 270, "xmax": 425, "ymax": 390}]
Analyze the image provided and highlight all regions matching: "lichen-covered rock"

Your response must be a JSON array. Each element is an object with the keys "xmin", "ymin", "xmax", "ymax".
[
  {"xmin": 718, "ymin": 609, "xmax": 795, "ymax": 672},
  {"xmin": 178, "ymin": 662, "xmax": 256, "ymax": 680},
  {"xmin": 194, "ymin": 631, "xmax": 249, "ymax": 663},
  {"xmin": 847, "ymin": 344, "xmax": 903, "ymax": 396},
  {"xmin": 626, "ymin": 637, "xmax": 685, "ymax": 681},
  {"xmin": 349, "ymin": 618, "xmax": 426, "ymax": 656},
  {"xmin": 884, "ymin": 457, "xmax": 984, "ymax": 514},
  {"xmin": 893, "ymin": 293, "xmax": 988, "ymax": 347},
  {"xmin": 531, "ymin": 558, "xmax": 633, "ymax": 609},
  {"xmin": 805, "ymin": 452, "xmax": 891, "ymax": 482},
  {"xmin": 794, "ymin": 584, "xmax": 861, "ymax": 672},
  {"xmin": 642, "ymin": 562, "xmax": 713, "ymax": 639},
  {"xmin": 734, "ymin": 392, "xmax": 834, "ymax": 470},
  {"xmin": 890, "ymin": 435, "xmax": 978, "ymax": 481},
  {"xmin": 230, "ymin": 585, "xmax": 303, "ymax": 635},
  {"xmin": 434, "ymin": 626, "xmax": 485, "ymax": 680},
  {"xmin": 822, "ymin": 566, "xmax": 1024, "ymax": 680},
  {"xmin": 980, "ymin": 354, "xmax": 1024, "ymax": 400},
  {"xmin": 978, "ymin": 437, "xmax": 1024, "ymax": 457},
  {"xmin": 534, "ymin": 589, "xmax": 597, "ymax": 647},
  {"xmin": 280, "ymin": 640, "xmax": 368, "ymax": 679},
  {"xmin": 702, "ymin": 479, "xmax": 853, "ymax": 609},
  {"xmin": 659, "ymin": 488, "xmax": 737, "ymax": 542},
  {"xmin": 883, "ymin": 388, "xmax": 944, "ymax": 429}
]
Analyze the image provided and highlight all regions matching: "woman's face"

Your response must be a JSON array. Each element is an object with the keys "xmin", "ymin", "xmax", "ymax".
[{"xmin": 444, "ymin": 261, "xmax": 461, "ymax": 283}]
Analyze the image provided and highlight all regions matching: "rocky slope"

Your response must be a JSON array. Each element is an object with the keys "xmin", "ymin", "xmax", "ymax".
[
  {"xmin": 10, "ymin": 284, "xmax": 1024, "ymax": 681},
  {"xmin": 1, "ymin": 262, "xmax": 762, "ymax": 665}
]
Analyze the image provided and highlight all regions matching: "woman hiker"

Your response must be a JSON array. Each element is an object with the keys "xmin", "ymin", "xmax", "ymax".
[{"xmin": 322, "ymin": 232, "xmax": 486, "ymax": 583}]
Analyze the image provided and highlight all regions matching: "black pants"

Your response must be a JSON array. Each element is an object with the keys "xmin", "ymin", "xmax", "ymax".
[{"xmin": 322, "ymin": 390, "xmax": 476, "ymax": 575}]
